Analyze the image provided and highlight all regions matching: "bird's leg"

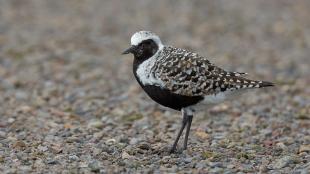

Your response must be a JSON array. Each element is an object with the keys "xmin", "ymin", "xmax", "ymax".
[
  {"xmin": 183, "ymin": 114, "xmax": 193, "ymax": 150},
  {"xmin": 170, "ymin": 110, "xmax": 188, "ymax": 153}
]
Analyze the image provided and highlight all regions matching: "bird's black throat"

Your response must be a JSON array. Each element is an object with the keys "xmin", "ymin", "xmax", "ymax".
[{"xmin": 132, "ymin": 39, "xmax": 158, "ymax": 66}]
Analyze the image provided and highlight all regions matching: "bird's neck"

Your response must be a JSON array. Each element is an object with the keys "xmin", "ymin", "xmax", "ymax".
[
  {"xmin": 132, "ymin": 59, "xmax": 142, "ymax": 87},
  {"xmin": 132, "ymin": 47, "xmax": 161, "ymax": 73},
  {"xmin": 132, "ymin": 47, "xmax": 162, "ymax": 85},
  {"xmin": 132, "ymin": 54, "xmax": 149, "ymax": 84},
  {"xmin": 133, "ymin": 56, "xmax": 141, "ymax": 79}
]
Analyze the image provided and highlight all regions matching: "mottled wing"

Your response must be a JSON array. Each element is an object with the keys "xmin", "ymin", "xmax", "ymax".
[{"xmin": 154, "ymin": 46, "xmax": 271, "ymax": 97}]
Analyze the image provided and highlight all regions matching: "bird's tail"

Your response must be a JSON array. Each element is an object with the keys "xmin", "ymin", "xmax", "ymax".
[
  {"xmin": 241, "ymin": 80, "xmax": 274, "ymax": 89},
  {"xmin": 257, "ymin": 81, "xmax": 274, "ymax": 88},
  {"xmin": 230, "ymin": 78, "xmax": 275, "ymax": 90},
  {"xmin": 224, "ymin": 76, "xmax": 274, "ymax": 90}
]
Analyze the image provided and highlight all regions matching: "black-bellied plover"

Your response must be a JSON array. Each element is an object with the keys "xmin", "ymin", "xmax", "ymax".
[{"xmin": 122, "ymin": 31, "xmax": 274, "ymax": 153}]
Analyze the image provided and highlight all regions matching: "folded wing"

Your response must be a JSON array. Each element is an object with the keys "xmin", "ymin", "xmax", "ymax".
[{"xmin": 154, "ymin": 46, "xmax": 272, "ymax": 97}]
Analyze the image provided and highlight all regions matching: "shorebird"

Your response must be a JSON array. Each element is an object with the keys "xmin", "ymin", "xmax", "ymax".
[{"xmin": 122, "ymin": 31, "xmax": 274, "ymax": 153}]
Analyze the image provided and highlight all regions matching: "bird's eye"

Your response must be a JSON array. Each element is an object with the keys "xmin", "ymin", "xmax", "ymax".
[{"xmin": 143, "ymin": 40, "xmax": 151, "ymax": 45}]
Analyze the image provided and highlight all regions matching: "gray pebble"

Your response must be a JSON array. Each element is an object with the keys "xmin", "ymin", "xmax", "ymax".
[
  {"xmin": 88, "ymin": 119, "xmax": 104, "ymax": 129},
  {"xmin": 272, "ymin": 156, "xmax": 296, "ymax": 169},
  {"xmin": 0, "ymin": 131, "xmax": 6, "ymax": 138},
  {"xmin": 183, "ymin": 157, "xmax": 193, "ymax": 163},
  {"xmin": 88, "ymin": 160, "xmax": 101, "ymax": 173},
  {"xmin": 68, "ymin": 155, "xmax": 79, "ymax": 162},
  {"xmin": 46, "ymin": 159, "xmax": 59, "ymax": 165},
  {"xmin": 137, "ymin": 142, "xmax": 150, "ymax": 150}
]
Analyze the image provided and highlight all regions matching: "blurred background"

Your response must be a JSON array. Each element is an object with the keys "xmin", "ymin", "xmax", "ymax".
[{"xmin": 0, "ymin": 0, "xmax": 309, "ymax": 173}]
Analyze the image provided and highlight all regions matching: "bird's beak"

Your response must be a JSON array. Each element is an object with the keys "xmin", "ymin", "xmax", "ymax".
[{"xmin": 122, "ymin": 45, "xmax": 137, "ymax": 55}]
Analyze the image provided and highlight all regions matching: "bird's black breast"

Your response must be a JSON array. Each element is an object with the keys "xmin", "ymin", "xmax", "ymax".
[
  {"xmin": 132, "ymin": 58, "xmax": 203, "ymax": 111},
  {"xmin": 140, "ymin": 84, "xmax": 204, "ymax": 111}
]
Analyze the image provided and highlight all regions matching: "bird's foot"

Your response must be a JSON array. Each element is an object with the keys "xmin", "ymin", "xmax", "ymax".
[
  {"xmin": 169, "ymin": 146, "xmax": 188, "ymax": 154},
  {"xmin": 169, "ymin": 147, "xmax": 176, "ymax": 154}
]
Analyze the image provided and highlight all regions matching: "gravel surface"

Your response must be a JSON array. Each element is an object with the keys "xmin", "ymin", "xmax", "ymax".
[{"xmin": 0, "ymin": 0, "xmax": 309, "ymax": 173}]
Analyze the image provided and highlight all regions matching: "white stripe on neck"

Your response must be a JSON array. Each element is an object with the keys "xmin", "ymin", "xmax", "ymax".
[{"xmin": 136, "ymin": 47, "xmax": 165, "ymax": 87}]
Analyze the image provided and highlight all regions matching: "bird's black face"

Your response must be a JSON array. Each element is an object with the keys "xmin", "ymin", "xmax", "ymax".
[{"xmin": 122, "ymin": 39, "xmax": 159, "ymax": 60}]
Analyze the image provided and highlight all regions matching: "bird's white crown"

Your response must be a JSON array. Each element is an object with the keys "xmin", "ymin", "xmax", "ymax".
[{"xmin": 130, "ymin": 31, "xmax": 163, "ymax": 49}]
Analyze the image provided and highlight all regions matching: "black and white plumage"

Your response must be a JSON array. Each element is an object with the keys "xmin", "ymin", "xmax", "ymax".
[{"xmin": 123, "ymin": 31, "xmax": 274, "ymax": 153}]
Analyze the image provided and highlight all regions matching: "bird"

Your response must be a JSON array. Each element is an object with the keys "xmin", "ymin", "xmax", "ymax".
[{"xmin": 122, "ymin": 31, "xmax": 274, "ymax": 153}]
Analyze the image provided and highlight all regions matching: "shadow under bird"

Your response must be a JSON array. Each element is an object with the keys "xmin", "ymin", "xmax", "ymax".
[{"xmin": 122, "ymin": 31, "xmax": 274, "ymax": 153}]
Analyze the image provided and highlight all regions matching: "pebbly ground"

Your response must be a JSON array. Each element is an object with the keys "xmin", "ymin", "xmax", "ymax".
[{"xmin": 0, "ymin": 0, "xmax": 309, "ymax": 173}]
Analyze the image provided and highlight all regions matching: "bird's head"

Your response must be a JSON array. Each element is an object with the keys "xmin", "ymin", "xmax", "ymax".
[{"xmin": 122, "ymin": 31, "xmax": 163, "ymax": 59}]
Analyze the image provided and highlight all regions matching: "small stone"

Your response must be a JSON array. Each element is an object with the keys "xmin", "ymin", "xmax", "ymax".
[
  {"xmin": 300, "ymin": 168, "xmax": 310, "ymax": 174},
  {"xmin": 93, "ymin": 131, "xmax": 105, "ymax": 139},
  {"xmin": 195, "ymin": 130, "xmax": 209, "ymax": 140},
  {"xmin": 209, "ymin": 167, "xmax": 224, "ymax": 173},
  {"xmin": 111, "ymin": 108, "xmax": 126, "ymax": 116},
  {"xmin": 299, "ymin": 145, "xmax": 310, "ymax": 153},
  {"xmin": 273, "ymin": 156, "xmax": 296, "ymax": 169},
  {"xmin": 276, "ymin": 142, "xmax": 287, "ymax": 151},
  {"xmin": 129, "ymin": 138, "xmax": 139, "ymax": 145},
  {"xmin": 207, "ymin": 162, "xmax": 223, "ymax": 168},
  {"xmin": 63, "ymin": 123, "xmax": 73, "ymax": 129},
  {"xmin": 233, "ymin": 113, "xmax": 256, "ymax": 129},
  {"xmin": 137, "ymin": 142, "xmax": 150, "ymax": 150},
  {"xmin": 79, "ymin": 162, "xmax": 88, "ymax": 168},
  {"xmin": 101, "ymin": 145, "xmax": 116, "ymax": 154},
  {"xmin": 33, "ymin": 97, "xmax": 46, "ymax": 107},
  {"xmin": 122, "ymin": 113, "xmax": 143, "ymax": 122},
  {"xmin": 17, "ymin": 105, "xmax": 32, "ymax": 113},
  {"xmin": 38, "ymin": 145, "xmax": 48, "ymax": 152},
  {"xmin": 161, "ymin": 156, "xmax": 171, "ymax": 164},
  {"xmin": 202, "ymin": 151, "xmax": 218, "ymax": 159},
  {"xmin": 260, "ymin": 129, "xmax": 272, "ymax": 137},
  {"xmin": 228, "ymin": 164, "xmax": 236, "ymax": 169},
  {"xmin": 87, "ymin": 119, "xmax": 104, "ymax": 129},
  {"xmin": 105, "ymin": 139, "xmax": 116, "ymax": 145},
  {"xmin": 68, "ymin": 155, "xmax": 79, "ymax": 161},
  {"xmin": 93, "ymin": 148, "xmax": 102, "ymax": 156},
  {"xmin": 49, "ymin": 108, "xmax": 70, "ymax": 117},
  {"xmin": 13, "ymin": 140, "xmax": 26, "ymax": 149},
  {"xmin": 259, "ymin": 165, "xmax": 268, "ymax": 173},
  {"xmin": 184, "ymin": 157, "xmax": 192, "ymax": 163},
  {"xmin": 100, "ymin": 151, "xmax": 110, "ymax": 160},
  {"xmin": 119, "ymin": 137, "xmax": 129, "ymax": 144},
  {"xmin": 121, "ymin": 151, "xmax": 132, "ymax": 159},
  {"xmin": 33, "ymin": 158, "xmax": 47, "ymax": 168},
  {"xmin": 196, "ymin": 160, "xmax": 208, "ymax": 169},
  {"xmin": 15, "ymin": 91, "xmax": 28, "ymax": 100},
  {"xmin": 66, "ymin": 137, "xmax": 81, "ymax": 143},
  {"xmin": 210, "ymin": 104, "xmax": 229, "ymax": 113},
  {"xmin": 46, "ymin": 159, "xmax": 59, "ymax": 165},
  {"xmin": 88, "ymin": 161, "xmax": 101, "ymax": 173},
  {"xmin": 296, "ymin": 108, "xmax": 310, "ymax": 119},
  {"xmin": 7, "ymin": 136, "xmax": 17, "ymax": 141},
  {"xmin": 50, "ymin": 144, "xmax": 63, "ymax": 154},
  {"xmin": 0, "ymin": 131, "xmax": 6, "ymax": 138},
  {"xmin": 8, "ymin": 118, "xmax": 15, "ymax": 123}
]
